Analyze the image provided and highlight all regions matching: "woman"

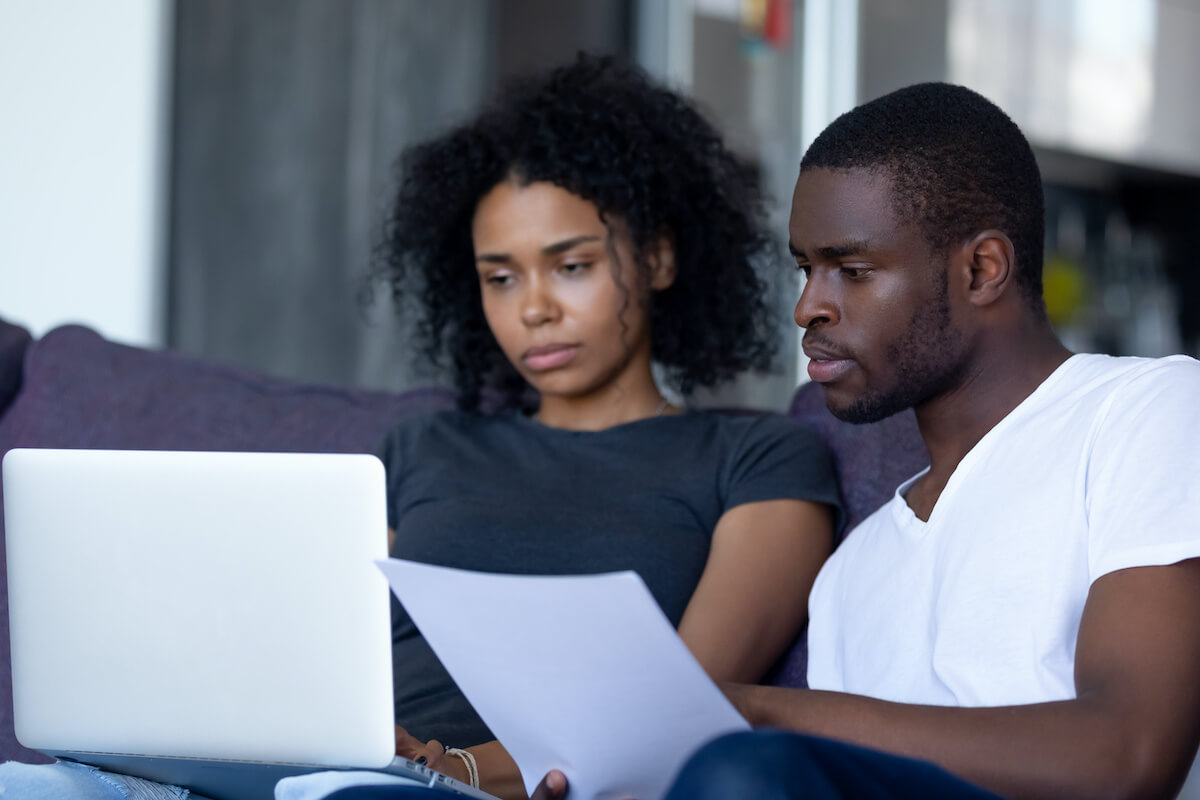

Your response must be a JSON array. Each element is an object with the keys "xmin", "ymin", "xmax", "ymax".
[{"xmin": 372, "ymin": 54, "xmax": 842, "ymax": 799}]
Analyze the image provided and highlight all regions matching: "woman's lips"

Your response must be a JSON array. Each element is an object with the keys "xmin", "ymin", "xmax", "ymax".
[{"xmin": 523, "ymin": 344, "xmax": 578, "ymax": 371}]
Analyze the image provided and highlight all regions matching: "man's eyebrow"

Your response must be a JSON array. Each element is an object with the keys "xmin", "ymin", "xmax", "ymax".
[
  {"xmin": 788, "ymin": 240, "xmax": 871, "ymax": 260},
  {"xmin": 476, "ymin": 235, "xmax": 602, "ymax": 263}
]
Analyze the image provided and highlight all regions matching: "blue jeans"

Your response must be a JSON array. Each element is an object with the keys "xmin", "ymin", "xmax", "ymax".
[
  {"xmin": 664, "ymin": 730, "xmax": 1004, "ymax": 799},
  {"xmin": 0, "ymin": 760, "xmax": 201, "ymax": 799},
  {"xmin": 0, "ymin": 733, "xmax": 1002, "ymax": 799},
  {"xmin": 272, "ymin": 733, "xmax": 1007, "ymax": 799}
]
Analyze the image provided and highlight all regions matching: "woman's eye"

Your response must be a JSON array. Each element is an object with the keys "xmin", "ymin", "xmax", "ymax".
[
  {"xmin": 484, "ymin": 273, "xmax": 513, "ymax": 286},
  {"xmin": 562, "ymin": 262, "xmax": 590, "ymax": 274}
]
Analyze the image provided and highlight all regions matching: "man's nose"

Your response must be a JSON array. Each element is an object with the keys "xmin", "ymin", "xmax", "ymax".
[{"xmin": 793, "ymin": 273, "xmax": 839, "ymax": 329}]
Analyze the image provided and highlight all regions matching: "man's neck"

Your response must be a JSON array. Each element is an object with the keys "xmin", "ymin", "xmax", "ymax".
[{"xmin": 905, "ymin": 330, "xmax": 1072, "ymax": 521}]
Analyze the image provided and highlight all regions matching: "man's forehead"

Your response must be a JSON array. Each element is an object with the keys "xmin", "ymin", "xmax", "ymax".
[
  {"xmin": 788, "ymin": 167, "xmax": 899, "ymax": 245},
  {"xmin": 791, "ymin": 166, "xmax": 893, "ymax": 204}
]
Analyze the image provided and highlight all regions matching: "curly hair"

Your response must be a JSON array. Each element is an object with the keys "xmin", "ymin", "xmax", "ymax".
[
  {"xmin": 375, "ymin": 53, "xmax": 779, "ymax": 411},
  {"xmin": 801, "ymin": 82, "xmax": 1046, "ymax": 308}
]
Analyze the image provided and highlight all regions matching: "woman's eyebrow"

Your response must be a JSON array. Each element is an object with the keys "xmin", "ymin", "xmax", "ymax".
[
  {"xmin": 476, "ymin": 234, "xmax": 603, "ymax": 263},
  {"xmin": 543, "ymin": 235, "xmax": 602, "ymax": 255},
  {"xmin": 475, "ymin": 252, "xmax": 511, "ymax": 264}
]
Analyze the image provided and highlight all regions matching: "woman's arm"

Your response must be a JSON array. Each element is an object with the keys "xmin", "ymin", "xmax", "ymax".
[
  {"xmin": 393, "ymin": 501, "xmax": 833, "ymax": 797},
  {"xmin": 677, "ymin": 498, "xmax": 833, "ymax": 683}
]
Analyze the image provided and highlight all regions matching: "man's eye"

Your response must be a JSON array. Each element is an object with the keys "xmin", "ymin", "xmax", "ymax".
[
  {"xmin": 841, "ymin": 267, "xmax": 870, "ymax": 280},
  {"xmin": 795, "ymin": 263, "xmax": 811, "ymax": 277}
]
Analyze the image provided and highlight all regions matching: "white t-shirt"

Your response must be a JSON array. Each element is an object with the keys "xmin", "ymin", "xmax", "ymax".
[{"xmin": 806, "ymin": 353, "xmax": 1200, "ymax": 707}]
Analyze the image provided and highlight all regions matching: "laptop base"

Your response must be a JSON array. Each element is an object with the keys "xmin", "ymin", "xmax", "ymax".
[{"xmin": 50, "ymin": 751, "xmax": 494, "ymax": 800}]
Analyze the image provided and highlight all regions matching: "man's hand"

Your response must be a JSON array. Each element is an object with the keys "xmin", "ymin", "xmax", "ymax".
[{"xmin": 528, "ymin": 770, "xmax": 568, "ymax": 800}]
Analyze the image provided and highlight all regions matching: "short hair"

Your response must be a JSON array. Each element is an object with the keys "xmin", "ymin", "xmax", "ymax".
[
  {"xmin": 801, "ymin": 82, "xmax": 1045, "ymax": 306},
  {"xmin": 376, "ymin": 54, "xmax": 777, "ymax": 411}
]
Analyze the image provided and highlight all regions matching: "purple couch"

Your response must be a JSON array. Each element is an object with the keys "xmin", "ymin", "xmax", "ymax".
[{"xmin": 0, "ymin": 315, "xmax": 926, "ymax": 762}]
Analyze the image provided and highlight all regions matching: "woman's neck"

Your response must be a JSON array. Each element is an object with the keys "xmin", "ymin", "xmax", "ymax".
[{"xmin": 533, "ymin": 382, "xmax": 676, "ymax": 431}]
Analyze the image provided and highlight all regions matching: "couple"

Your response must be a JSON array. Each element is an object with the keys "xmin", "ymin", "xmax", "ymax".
[
  {"xmin": 6, "ymin": 61, "xmax": 1200, "ymax": 799},
  {"xmin": 390, "ymin": 74, "xmax": 1200, "ymax": 799}
]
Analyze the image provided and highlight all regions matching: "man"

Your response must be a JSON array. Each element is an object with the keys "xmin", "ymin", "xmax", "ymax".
[{"xmin": 534, "ymin": 82, "xmax": 1200, "ymax": 798}]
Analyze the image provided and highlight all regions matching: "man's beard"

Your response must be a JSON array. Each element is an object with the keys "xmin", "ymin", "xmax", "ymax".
[{"xmin": 830, "ymin": 277, "xmax": 966, "ymax": 424}]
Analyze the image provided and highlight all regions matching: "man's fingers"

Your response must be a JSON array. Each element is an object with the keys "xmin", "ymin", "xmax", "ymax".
[{"xmin": 529, "ymin": 769, "xmax": 568, "ymax": 800}]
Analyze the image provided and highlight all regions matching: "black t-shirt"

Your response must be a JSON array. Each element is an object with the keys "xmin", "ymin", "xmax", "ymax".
[{"xmin": 377, "ymin": 409, "xmax": 842, "ymax": 746}]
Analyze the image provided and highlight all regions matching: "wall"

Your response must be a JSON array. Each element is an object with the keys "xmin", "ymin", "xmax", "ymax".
[
  {"xmin": 168, "ymin": 0, "xmax": 631, "ymax": 391},
  {"xmin": 0, "ymin": 0, "xmax": 171, "ymax": 346}
]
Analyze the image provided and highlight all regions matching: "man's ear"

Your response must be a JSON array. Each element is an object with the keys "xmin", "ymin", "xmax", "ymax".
[
  {"xmin": 646, "ymin": 235, "xmax": 677, "ymax": 290},
  {"xmin": 962, "ymin": 230, "xmax": 1016, "ymax": 307}
]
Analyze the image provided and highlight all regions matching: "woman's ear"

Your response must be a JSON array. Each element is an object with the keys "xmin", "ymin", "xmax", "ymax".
[
  {"xmin": 647, "ymin": 235, "xmax": 677, "ymax": 290},
  {"xmin": 963, "ymin": 230, "xmax": 1015, "ymax": 307}
]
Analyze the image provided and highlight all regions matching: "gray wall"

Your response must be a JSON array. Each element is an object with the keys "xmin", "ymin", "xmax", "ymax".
[{"xmin": 169, "ymin": 0, "xmax": 630, "ymax": 391}]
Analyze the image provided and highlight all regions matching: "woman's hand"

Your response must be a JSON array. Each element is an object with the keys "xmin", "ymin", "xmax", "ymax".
[
  {"xmin": 395, "ymin": 728, "xmax": 529, "ymax": 799},
  {"xmin": 394, "ymin": 725, "xmax": 470, "ymax": 784}
]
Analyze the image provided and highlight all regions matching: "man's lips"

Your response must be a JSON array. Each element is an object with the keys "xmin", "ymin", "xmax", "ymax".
[
  {"xmin": 803, "ymin": 340, "xmax": 855, "ymax": 384},
  {"xmin": 522, "ymin": 343, "xmax": 579, "ymax": 371}
]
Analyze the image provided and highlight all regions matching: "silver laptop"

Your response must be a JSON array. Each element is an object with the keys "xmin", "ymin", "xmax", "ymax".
[{"xmin": 2, "ymin": 448, "xmax": 495, "ymax": 800}]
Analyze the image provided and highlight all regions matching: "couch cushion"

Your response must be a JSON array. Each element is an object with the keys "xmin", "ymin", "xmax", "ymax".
[
  {"xmin": 768, "ymin": 381, "xmax": 930, "ymax": 688},
  {"xmin": 787, "ymin": 381, "xmax": 928, "ymax": 535},
  {"xmin": 0, "ymin": 325, "xmax": 455, "ymax": 454},
  {"xmin": 0, "ymin": 318, "xmax": 32, "ymax": 420},
  {"xmin": 0, "ymin": 324, "xmax": 455, "ymax": 763}
]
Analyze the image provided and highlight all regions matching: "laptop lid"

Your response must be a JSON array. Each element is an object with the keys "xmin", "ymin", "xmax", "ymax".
[{"xmin": 3, "ymin": 448, "xmax": 398, "ymax": 786}]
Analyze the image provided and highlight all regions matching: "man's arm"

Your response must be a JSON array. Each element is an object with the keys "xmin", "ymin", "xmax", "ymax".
[{"xmin": 727, "ymin": 559, "xmax": 1200, "ymax": 800}]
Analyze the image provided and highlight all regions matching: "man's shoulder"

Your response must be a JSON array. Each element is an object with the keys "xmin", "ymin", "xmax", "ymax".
[
  {"xmin": 1024, "ymin": 353, "xmax": 1197, "ymax": 420},
  {"xmin": 1061, "ymin": 352, "xmax": 1199, "ymax": 391}
]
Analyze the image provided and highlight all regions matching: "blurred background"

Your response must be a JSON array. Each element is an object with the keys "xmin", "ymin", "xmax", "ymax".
[{"xmin": 1, "ymin": 0, "xmax": 1198, "ymax": 413}]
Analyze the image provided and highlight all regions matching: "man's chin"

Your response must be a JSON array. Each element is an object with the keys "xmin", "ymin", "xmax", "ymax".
[{"xmin": 823, "ymin": 388, "xmax": 907, "ymax": 425}]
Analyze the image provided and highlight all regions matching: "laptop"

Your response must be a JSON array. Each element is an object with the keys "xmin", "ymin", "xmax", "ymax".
[{"xmin": 2, "ymin": 447, "xmax": 496, "ymax": 800}]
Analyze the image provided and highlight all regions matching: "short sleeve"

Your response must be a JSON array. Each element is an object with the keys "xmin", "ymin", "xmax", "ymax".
[
  {"xmin": 1086, "ymin": 356, "xmax": 1200, "ymax": 581},
  {"xmin": 721, "ymin": 413, "xmax": 845, "ymax": 534},
  {"xmin": 374, "ymin": 411, "xmax": 438, "ymax": 531}
]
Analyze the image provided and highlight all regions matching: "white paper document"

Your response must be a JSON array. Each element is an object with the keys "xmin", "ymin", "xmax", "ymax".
[{"xmin": 377, "ymin": 559, "xmax": 750, "ymax": 800}]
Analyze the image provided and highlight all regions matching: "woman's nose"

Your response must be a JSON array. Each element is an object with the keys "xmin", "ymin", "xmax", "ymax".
[{"xmin": 521, "ymin": 277, "xmax": 559, "ymax": 327}]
